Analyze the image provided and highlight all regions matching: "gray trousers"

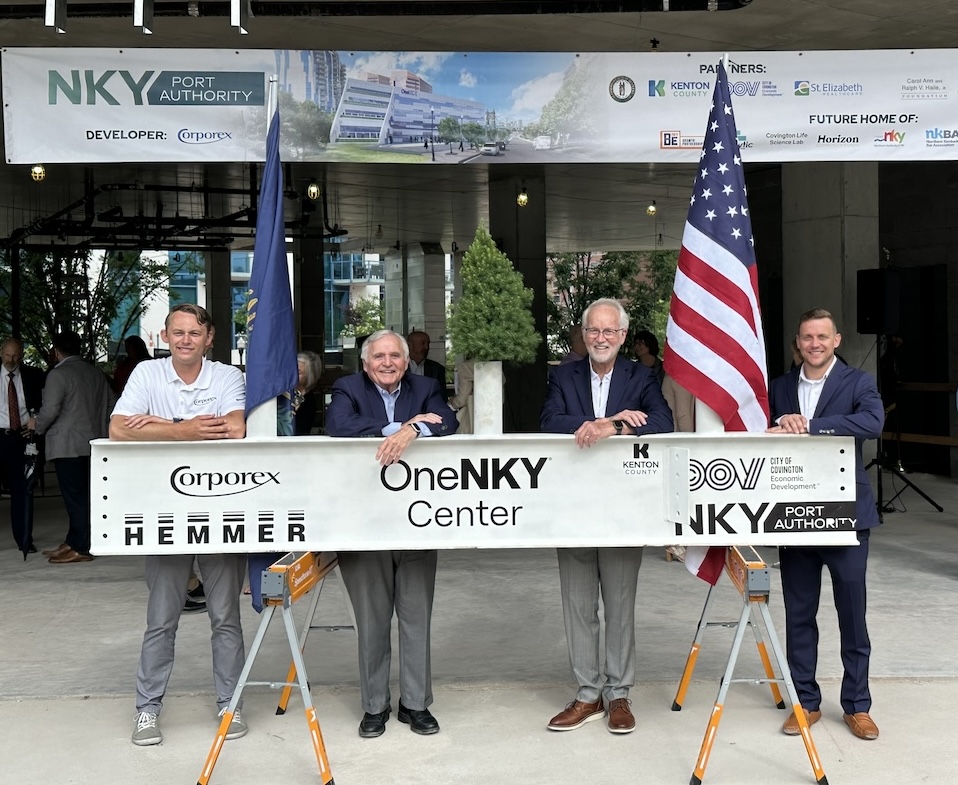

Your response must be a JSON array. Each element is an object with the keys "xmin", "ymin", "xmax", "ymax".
[
  {"xmin": 337, "ymin": 550, "xmax": 437, "ymax": 714},
  {"xmin": 135, "ymin": 553, "xmax": 246, "ymax": 715},
  {"xmin": 557, "ymin": 546, "xmax": 643, "ymax": 703}
]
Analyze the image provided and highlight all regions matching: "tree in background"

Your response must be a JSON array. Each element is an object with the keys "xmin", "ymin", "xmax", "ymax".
[
  {"xmin": 0, "ymin": 248, "xmax": 199, "ymax": 364},
  {"xmin": 437, "ymin": 116, "xmax": 462, "ymax": 152},
  {"xmin": 548, "ymin": 249, "xmax": 678, "ymax": 358},
  {"xmin": 447, "ymin": 224, "xmax": 540, "ymax": 364},
  {"xmin": 339, "ymin": 295, "xmax": 385, "ymax": 339}
]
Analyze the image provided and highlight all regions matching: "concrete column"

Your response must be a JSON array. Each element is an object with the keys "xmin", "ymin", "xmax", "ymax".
[
  {"xmin": 204, "ymin": 248, "xmax": 232, "ymax": 364},
  {"xmin": 781, "ymin": 162, "xmax": 880, "ymax": 371},
  {"xmin": 385, "ymin": 241, "xmax": 447, "ymax": 359},
  {"xmin": 488, "ymin": 168, "xmax": 547, "ymax": 433}
]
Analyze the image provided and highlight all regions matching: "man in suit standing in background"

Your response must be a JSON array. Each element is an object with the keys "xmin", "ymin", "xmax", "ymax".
[
  {"xmin": 406, "ymin": 330, "xmax": 448, "ymax": 400},
  {"xmin": 540, "ymin": 298, "xmax": 673, "ymax": 735},
  {"xmin": 34, "ymin": 330, "xmax": 115, "ymax": 563},
  {"xmin": 1, "ymin": 337, "xmax": 44, "ymax": 554},
  {"xmin": 326, "ymin": 329, "xmax": 458, "ymax": 739},
  {"xmin": 768, "ymin": 307, "xmax": 884, "ymax": 741}
]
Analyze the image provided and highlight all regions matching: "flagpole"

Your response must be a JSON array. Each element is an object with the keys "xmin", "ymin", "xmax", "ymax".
[
  {"xmin": 246, "ymin": 75, "xmax": 282, "ymax": 438},
  {"xmin": 694, "ymin": 54, "xmax": 730, "ymax": 436}
]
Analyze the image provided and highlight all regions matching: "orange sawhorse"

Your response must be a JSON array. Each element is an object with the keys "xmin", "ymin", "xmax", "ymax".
[
  {"xmin": 675, "ymin": 546, "xmax": 828, "ymax": 785},
  {"xmin": 197, "ymin": 552, "xmax": 337, "ymax": 785}
]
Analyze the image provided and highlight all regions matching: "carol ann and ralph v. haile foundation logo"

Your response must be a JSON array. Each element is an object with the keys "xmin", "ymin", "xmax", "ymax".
[{"xmin": 170, "ymin": 465, "xmax": 281, "ymax": 497}]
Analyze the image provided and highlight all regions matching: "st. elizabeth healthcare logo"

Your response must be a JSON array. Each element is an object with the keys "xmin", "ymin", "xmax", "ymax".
[{"xmin": 794, "ymin": 80, "xmax": 810, "ymax": 96}]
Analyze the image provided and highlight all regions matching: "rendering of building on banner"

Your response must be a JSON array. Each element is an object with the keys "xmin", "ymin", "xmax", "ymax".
[{"xmin": 330, "ymin": 71, "xmax": 485, "ymax": 144}]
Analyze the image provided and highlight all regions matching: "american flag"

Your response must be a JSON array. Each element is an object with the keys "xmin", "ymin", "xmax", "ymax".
[
  {"xmin": 664, "ymin": 60, "xmax": 769, "ymax": 586},
  {"xmin": 663, "ymin": 60, "xmax": 769, "ymax": 433}
]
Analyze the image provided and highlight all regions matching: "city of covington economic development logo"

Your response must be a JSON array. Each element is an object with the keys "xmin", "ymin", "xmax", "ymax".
[
  {"xmin": 609, "ymin": 76, "xmax": 636, "ymax": 103},
  {"xmin": 170, "ymin": 465, "xmax": 281, "ymax": 497}
]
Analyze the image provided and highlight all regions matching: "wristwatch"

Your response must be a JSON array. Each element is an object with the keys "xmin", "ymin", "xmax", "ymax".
[{"xmin": 612, "ymin": 420, "xmax": 624, "ymax": 435}]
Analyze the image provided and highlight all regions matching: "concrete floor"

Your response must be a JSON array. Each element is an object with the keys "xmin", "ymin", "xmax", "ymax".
[{"xmin": 1, "ymin": 468, "xmax": 957, "ymax": 784}]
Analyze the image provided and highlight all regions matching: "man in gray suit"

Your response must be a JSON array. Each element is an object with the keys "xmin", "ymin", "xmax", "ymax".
[
  {"xmin": 33, "ymin": 331, "xmax": 115, "ymax": 563},
  {"xmin": 540, "ymin": 298, "xmax": 672, "ymax": 734}
]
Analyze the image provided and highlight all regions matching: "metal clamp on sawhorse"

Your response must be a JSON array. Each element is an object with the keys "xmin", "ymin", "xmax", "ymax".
[
  {"xmin": 197, "ymin": 552, "xmax": 337, "ymax": 785},
  {"xmin": 275, "ymin": 555, "xmax": 356, "ymax": 715},
  {"xmin": 675, "ymin": 546, "xmax": 828, "ymax": 785}
]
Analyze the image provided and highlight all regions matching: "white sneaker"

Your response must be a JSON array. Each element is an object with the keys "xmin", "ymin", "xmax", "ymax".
[
  {"xmin": 132, "ymin": 711, "xmax": 162, "ymax": 746},
  {"xmin": 218, "ymin": 707, "xmax": 248, "ymax": 740}
]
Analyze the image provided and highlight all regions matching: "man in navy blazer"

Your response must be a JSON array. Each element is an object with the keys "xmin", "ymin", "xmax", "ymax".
[
  {"xmin": 326, "ymin": 329, "xmax": 457, "ymax": 739},
  {"xmin": 768, "ymin": 307, "xmax": 884, "ymax": 741},
  {"xmin": 540, "ymin": 298, "xmax": 673, "ymax": 735},
  {"xmin": 1, "ymin": 338, "xmax": 45, "ymax": 555}
]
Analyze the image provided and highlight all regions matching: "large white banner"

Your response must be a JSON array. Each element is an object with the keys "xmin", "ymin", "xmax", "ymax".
[
  {"xmin": 90, "ymin": 433, "xmax": 859, "ymax": 555},
  {"xmin": 2, "ymin": 47, "xmax": 956, "ymax": 164}
]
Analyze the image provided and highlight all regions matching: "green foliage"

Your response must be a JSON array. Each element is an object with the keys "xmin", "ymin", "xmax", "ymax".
[
  {"xmin": 447, "ymin": 225, "xmax": 541, "ymax": 364},
  {"xmin": 461, "ymin": 122, "xmax": 486, "ymax": 149},
  {"xmin": 339, "ymin": 295, "xmax": 385, "ymax": 338},
  {"xmin": 0, "ymin": 248, "xmax": 198, "ymax": 363},
  {"xmin": 537, "ymin": 55, "xmax": 603, "ymax": 142},
  {"xmin": 548, "ymin": 249, "xmax": 678, "ymax": 357}
]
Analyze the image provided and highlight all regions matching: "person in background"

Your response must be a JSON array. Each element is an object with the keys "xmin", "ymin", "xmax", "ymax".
[
  {"xmin": 112, "ymin": 335, "xmax": 152, "ymax": 394},
  {"xmin": 406, "ymin": 330, "xmax": 448, "ymax": 400},
  {"xmin": 447, "ymin": 357, "xmax": 474, "ymax": 434},
  {"xmin": 33, "ymin": 330, "xmax": 115, "ymax": 564},
  {"xmin": 768, "ymin": 307, "xmax": 884, "ymax": 742},
  {"xmin": 293, "ymin": 350, "xmax": 323, "ymax": 435},
  {"xmin": 559, "ymin": 324, "xmax": 587, "ymax": 365},
  {"xmin": 1, "ymin": 338, "xmax": 44, "ymax": 555},
  {"xmin": 633, "ymin": 329, "xmax": 665, "ymax": 386}
]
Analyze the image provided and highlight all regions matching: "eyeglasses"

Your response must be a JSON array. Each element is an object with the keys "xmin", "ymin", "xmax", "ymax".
[{"xmin": 583, "ymin": 327, "xmax": 625, "ymax": 339}]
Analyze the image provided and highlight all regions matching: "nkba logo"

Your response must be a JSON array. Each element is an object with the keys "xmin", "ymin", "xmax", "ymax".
[
  {"xmin": 689, "ymin": 458, "xmax": 764, "ymax": 492},
  {"xmin": 170, "ymin": 465, "xmax": 281, "ymax": 497}
]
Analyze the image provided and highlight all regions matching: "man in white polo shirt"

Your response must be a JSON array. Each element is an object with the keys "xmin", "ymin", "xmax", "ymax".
[{"xmin": 110, "ymin": 303, "xmax": 247, "ymax": 747}]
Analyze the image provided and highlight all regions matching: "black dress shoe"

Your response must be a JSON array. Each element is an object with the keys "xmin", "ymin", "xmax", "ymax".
[
  {"xmin": 398, "ymin": 703, "xmax": 440, "ymax": 735},
  {"xmin": 359, "ymin": 707, "xmax": 390, "ymax": 738}
]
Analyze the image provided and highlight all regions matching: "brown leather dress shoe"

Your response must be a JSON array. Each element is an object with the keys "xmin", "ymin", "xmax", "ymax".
[
  {"xmin": 42, "ymin": 543, "xmax": 70, "ymax": 557},
  {"xmin": 844, "ymin": 712, "xmax": 879, "ymax": 740},
  {"xmin": 607, "ymin": 698, "xmax": 635, "ymax": 734},
  {"xmin": 547, "ymin": 698, "xmax": 605, "ymax": 731},
  {"xmin": 782, "ymin": 707, "xmax": 822, "ymax": 735},
  {"xmin": 48, "ymin": 548, "xmax": 94, "ymax": 564}
]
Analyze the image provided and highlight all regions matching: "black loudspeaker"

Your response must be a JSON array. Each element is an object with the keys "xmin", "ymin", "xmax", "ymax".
[{"xmin": 857, "ymin": 268, "xmax": 900, "ymax": 335}]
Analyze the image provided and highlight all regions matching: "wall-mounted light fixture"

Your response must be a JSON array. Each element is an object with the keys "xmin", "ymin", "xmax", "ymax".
[
  {"xmin": 646, "ymin": 200, "xmax": 657, "ymax": 216},
  {"xmin": 306, "ymin": 180, "xmax": 321, "ymax": 201},
  {"xmin": 451, "ymin": 241, "xmax": 459, "ymax": 253},
  {"xmin": 44, "ymin": 0, "xmax": 66, "ymax": 33},
  {"xmin": 231, "ymin": 0, "xmax": 249, "ymax": 34},
  {"xmin": 134, "ymin": 0, "xmax": 154, "ymax": 33},
  {"xmin": 375, "ymin": 223, "xmax": 383, "ymax": 239},
  {"xmin": 516, "ymin": 187, "xmax": 529, "ymax": 207},
  {"xmin": 31, "ymin": 164, "xmax": 46, "ymax": 182}
]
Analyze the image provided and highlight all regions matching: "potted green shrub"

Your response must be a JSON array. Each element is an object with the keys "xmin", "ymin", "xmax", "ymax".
[{"xmin": 447, "ymin": 224, "xmax": 541, "ymax": 434}]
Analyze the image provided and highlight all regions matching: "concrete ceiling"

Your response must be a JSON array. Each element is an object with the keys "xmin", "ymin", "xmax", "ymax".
[{"xmin": 0, "ymin": 0, "xmax": 956, "ymax": 253}]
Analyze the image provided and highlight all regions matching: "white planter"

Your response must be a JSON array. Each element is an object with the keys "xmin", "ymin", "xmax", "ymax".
[{"xmin": 473, "ymin": 360, "xmax": 503, "ymax": 436}]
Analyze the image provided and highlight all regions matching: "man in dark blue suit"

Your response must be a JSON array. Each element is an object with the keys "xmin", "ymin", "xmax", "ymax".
[
  {"xmin": 1, "ymin": 338, "xmax": 44, "ymax": 555},
  {"xmin": 326, "ymin": 329, "xmax": 458, "ymax": 739},
  {"xmin": 540, "ymin": 298, "xmax": 672, "ymax": 735},
  {"xmin": 768, "ymin": 307, "xmax": 884, "ymax": 741}
]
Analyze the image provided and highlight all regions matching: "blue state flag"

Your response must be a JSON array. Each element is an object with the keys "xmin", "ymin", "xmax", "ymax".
[{"xmin": 245, "ymin": 107, "xmax": 298, "ymax": 417}]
